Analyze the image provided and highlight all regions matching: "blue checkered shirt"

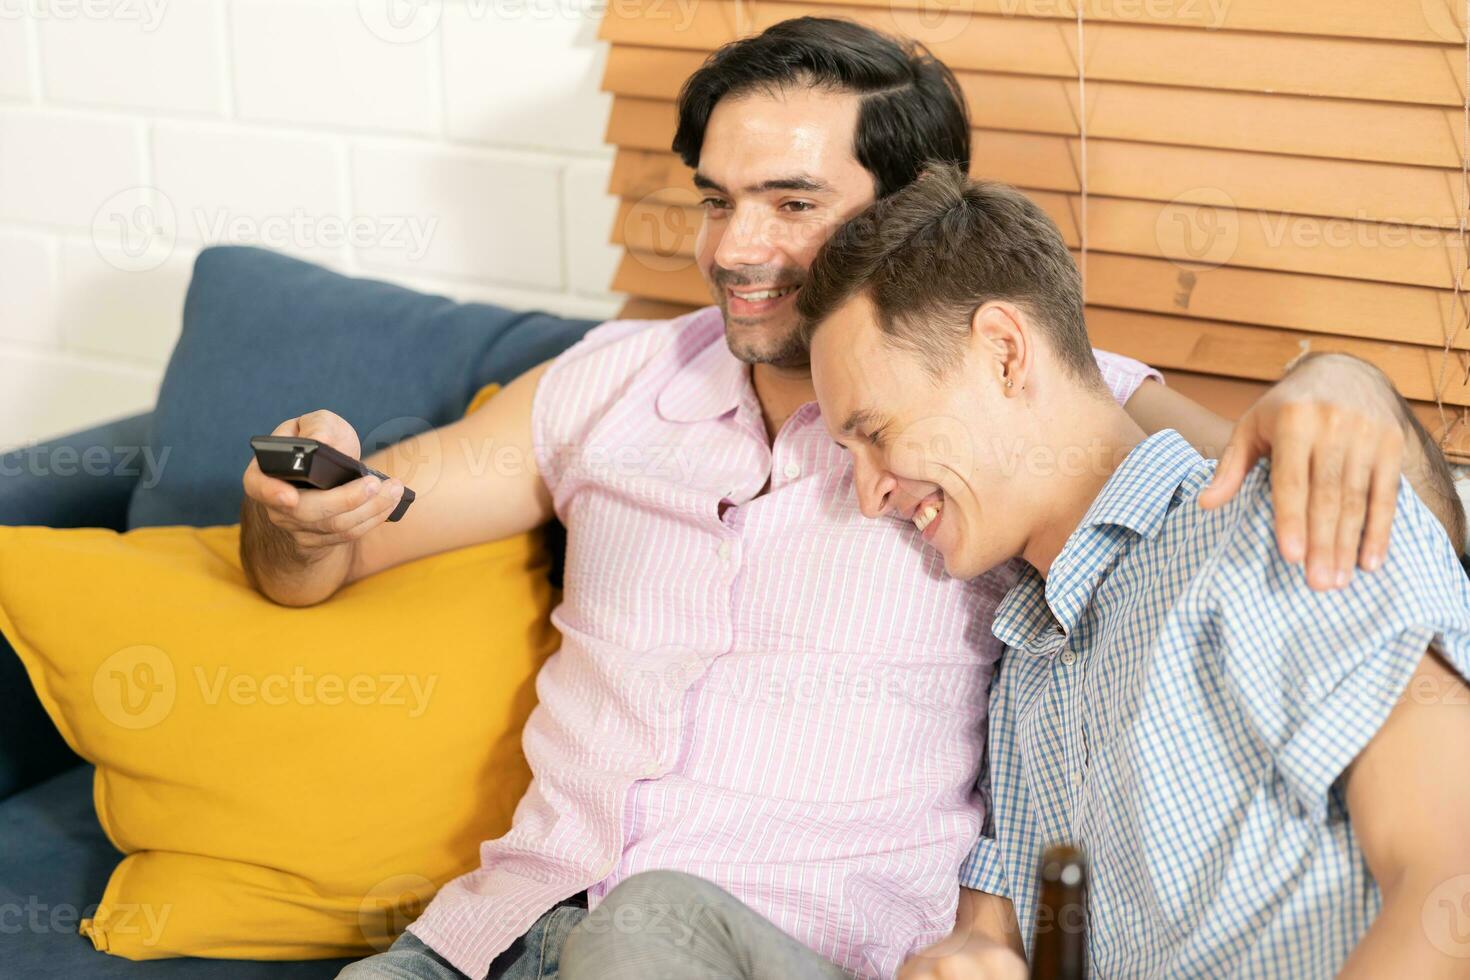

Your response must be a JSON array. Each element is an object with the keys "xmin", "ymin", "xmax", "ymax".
[{"xmin": 960, "ymin": 428, "xmax": 1470, "ymax": 977}]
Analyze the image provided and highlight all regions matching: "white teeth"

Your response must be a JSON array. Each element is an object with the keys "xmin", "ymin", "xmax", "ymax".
[
  {"xmin": 914, "ymin": 504, "xmax": 940, "ymax": 532},
  {"xmin": 734, "ymin": 286, "xmax": 796, "ymax": 302}
]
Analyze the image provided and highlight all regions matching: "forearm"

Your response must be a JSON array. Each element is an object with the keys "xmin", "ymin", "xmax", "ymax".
[
  {"xmin": 239, "ymin": 496, "xmax": 354, "ymax": 607},
  {"xmin": 1340, "ymin": 871, "xmax": 1468, "ymax": 979},
  {"xmin": 1123, "ymin": 379, "xmax": 1233, "ymax": 459},
  {"xmin": 955, "ymin": 887, "xmax": 1025, "ymax": 959}
]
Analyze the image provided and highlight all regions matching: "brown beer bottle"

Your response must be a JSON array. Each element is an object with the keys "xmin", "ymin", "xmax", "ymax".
[{"xmin": 1030, "ymin": 844, "xmax": 1088, "ymax": 979}]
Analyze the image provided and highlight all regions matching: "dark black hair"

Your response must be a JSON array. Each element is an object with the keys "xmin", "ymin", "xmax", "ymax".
[{"xmin": 671, "ymin": 17, "xmax": 971, "ymax": 199}]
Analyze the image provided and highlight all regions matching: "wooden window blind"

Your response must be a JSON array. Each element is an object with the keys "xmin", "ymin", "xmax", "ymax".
[{"xmin": 598, "ymin": 0, "xmax": 1470, "ymax": 460}]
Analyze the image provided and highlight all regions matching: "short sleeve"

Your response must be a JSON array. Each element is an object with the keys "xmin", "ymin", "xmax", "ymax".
[
  {"xmin": 530, "ymin": 313, "xmax": 695, "ymax": 507},
  {"xmin": 1207, "ymin": 466, "xmax": 1470, "ymax": 824},
  {"xmin": 1092, "ymin": 348, "xmax": 1163, "ymax": 407},
  {"xmin": 960, "ymin": 834, "xmax": 1011, "ymax": 898}
]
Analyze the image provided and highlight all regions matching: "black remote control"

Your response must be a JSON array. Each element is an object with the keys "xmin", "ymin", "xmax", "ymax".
[{"xmin": 250, "ymin": 435, "xmax": 415, "ymax": 522}]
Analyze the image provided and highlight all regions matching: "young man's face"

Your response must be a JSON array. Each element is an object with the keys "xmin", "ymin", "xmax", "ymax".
[
  {"xmin": 810, "ymin": 293, "xmax": 1032, "ymax": 580},
  {"xmin": 694, "ymin": 86, "xmax": 878, "ymax": 369}
]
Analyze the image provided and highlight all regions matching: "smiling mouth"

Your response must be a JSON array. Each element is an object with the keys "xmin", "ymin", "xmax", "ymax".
[
  {"xmin": 725, "ymin": 284, "xmax": 800, "ymax": 313},
  {"xmin": 913, "ymin": 495, "xmax": 944, "ymax": 541}
]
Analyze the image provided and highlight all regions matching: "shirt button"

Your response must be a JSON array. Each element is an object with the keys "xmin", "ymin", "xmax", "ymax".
[
  {"xmin": 783, "ymin": 462, "xmax": 801, "ymax": 480},
  {"xmin": 717, "ymin": 541, "xmax": 732, "ymax": 561},
  {"xmin": 1073, "ymin": 770, "xmax": 1084, "ymax": 786},
  {"xmin": 1060, "ymin": 650, "xmax": 1078, "ymax": 666}
]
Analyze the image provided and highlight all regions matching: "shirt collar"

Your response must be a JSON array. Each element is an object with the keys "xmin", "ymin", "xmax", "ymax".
[
  {"xmin": 655, "ymin": 308, "xmax": 751, "ymax": 423},
  {"xmin": 993, "ymin": 428, "xmax": 1206, "ymax": 654}
]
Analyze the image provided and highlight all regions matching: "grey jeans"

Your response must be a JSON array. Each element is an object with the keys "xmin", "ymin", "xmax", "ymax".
[
  {"xmin": 336, "ymin": 894, "xmax": 588, "ymax": 980},
  {"xmin": 559, "ymin": 871, "xmax": 853, "ymax": 980}
]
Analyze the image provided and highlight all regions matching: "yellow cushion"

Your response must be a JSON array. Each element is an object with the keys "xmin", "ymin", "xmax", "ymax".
[{"xmin": 0, "ymin": 385, "xmax": 559, "ymax": 960}]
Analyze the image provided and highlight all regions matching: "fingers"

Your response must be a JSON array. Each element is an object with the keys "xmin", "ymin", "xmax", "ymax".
[
  {"xmin": 278, "ymin": 474, "xmax": 403, "ymax": 541},
  {"xmin": 1302, "ymin": 420, "xmax": 1348, "ymax": 591},
  {"xmin": 1330, "ymin": 433, "xmax": 1375, "ymax": 588},
  {"xmin": 1265, "ymin": 409, "xmax": 1312, "ymax": 566},
  {"xmin": 1357, "ymin": 430, "xmax": 1404, "ymax": 573},
  {"xmin": 1198, "ymin": 421, "xmax": 1261, "ymax": 511}
]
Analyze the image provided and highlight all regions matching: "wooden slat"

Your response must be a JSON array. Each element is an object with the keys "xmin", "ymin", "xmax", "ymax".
[
  {"xmin": 1087, "ymin": 307, "xmax": 1470, "ymax": 408},
  {"xmin": 612, "ymin": 249, "xmax": 1470, "ymax": 407},
  {"xmin": 1164, "ymin": 371, "xmax": 1470, "ymax": 460},
  {"xmin": 611, "ymin": 207, "xmax": 1468, "ymax": 346},
  {"xmin": 611, "ymin": 141, "xmax": 1464, "ymax": 232},
  {"xmin": 766, "ymin": 0, "xmax": 1467, "ymax": 46},
  {"xmin": 607, "ymin": 75, "xmax": 1465, "ymax": 171},
  {"xmin": 602, "ymin": 13, "xmax": 1468, "ymax": 107},
  {"xmin": 612, "ymin": 193, "xmax": 1466, "ymax": 290}
]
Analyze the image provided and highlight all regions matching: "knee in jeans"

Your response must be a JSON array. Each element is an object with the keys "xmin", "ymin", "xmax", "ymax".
[
  {"xmin": 566, "ymin": 871, "xmax": 718, "ymax": 959},
  {"xmin": 604, "ymin": 870, "xmax": 714, "ymax": 913}
]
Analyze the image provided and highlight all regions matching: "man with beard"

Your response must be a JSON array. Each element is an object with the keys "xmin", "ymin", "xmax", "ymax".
[{"xmin": 237, "ymin": 19, "xmax": 1445, "ymax": 980}]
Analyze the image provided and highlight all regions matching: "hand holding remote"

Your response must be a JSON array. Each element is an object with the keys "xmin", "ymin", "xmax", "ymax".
[{"xmin": 242, "ymin": 409, "xmax": 410, "ymax": 552}]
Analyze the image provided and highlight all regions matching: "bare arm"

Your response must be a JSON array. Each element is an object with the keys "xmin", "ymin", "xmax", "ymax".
[
  {"xmin": 1123, "ymin": 378, "xmax": 1233, "ymax": 459},
  {"xmin": 240, "ymin": 359, "xmax": 554, "ymax": 606},
  {"xmin": 1339, "ymin": 646, "xmax": 1470, "ymax": 977}
]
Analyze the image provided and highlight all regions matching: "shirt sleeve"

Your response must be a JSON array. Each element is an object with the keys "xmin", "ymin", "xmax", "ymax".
[
  {"xmin": 1092, "ymin": 348, "xmax": 1163, "ymax": 407},
  {"xmin": 960, "ymin": 834, "xmax": 1011, "ymax": 897},
  {"xmin": 530, "ymin": 314, "xmax": 685, "ymax": 508},
  {"xmin": 1207, "ymin": 466, "xmax": 1470, "ymax": 824}
]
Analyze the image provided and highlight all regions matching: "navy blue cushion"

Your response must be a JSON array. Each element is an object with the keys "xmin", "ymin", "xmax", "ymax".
[
  {"xmin": 0, "ymin": 765, "xmax": 357, "ymax": 979},
  {"xmin": 128, "ymin": 245, "xmax": 599, "ymax": 528}
]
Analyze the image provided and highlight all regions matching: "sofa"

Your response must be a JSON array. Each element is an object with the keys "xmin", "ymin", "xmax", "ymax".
[{"xmin": 0, "ymin": 245, "xmax": 601, "ymax": 978}]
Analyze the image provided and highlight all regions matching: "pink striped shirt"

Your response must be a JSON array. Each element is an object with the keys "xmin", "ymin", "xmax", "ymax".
[{"xmin": 408, "ymin": 306, "xmax": 1159, "ymax": 979}]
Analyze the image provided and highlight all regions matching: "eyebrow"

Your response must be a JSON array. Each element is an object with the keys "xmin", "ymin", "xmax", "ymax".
[
  {"xmin": 691, "ymin": 172, "xmax": 835, "ymax": 195},
  {"xmin": 839, "ymin": 408, "xmax": 886, "ymax": 435}
]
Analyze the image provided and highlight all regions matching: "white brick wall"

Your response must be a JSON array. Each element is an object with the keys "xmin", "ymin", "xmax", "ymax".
[{"xmin": 0, "ymin": 0, "xmax": 621, "ymax": 453}]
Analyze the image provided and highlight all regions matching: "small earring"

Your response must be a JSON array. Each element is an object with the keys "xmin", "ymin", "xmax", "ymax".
[{"xmin": 1004, "ymin": 377, "xmax": 1014, "ymax": 389}]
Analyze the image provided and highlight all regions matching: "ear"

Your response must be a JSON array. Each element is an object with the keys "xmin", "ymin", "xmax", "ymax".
[{"xmin": 970, "ymin": 302, "xmax": 1033, "ymax": 396}]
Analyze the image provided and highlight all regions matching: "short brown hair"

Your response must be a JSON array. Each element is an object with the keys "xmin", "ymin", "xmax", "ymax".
[{"xmin": 797, "ymin": 162, "xmax": 1101, "ymax": 387}]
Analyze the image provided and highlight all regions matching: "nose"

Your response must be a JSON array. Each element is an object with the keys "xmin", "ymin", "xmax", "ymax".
[
  {"xmin": 713, "ymin": 206, "xmax": 777, "ymax": 269},
  {"xmin": 852, "ymin": 453, "xmax": 899, "ymax": 520}
]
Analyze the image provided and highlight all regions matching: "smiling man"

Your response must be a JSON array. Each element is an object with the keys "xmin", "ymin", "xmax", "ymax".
[
  {"xmin": 232, "ymin": 18, "xmax": 1445, "ymax": 980},
  {"xmin": 798, "ymin": 164, "xmax": 1470, "ymax": 978}
]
